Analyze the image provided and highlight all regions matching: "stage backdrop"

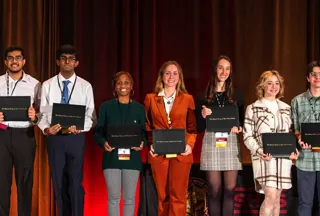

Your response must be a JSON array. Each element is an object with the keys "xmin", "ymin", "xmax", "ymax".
[{"xmin": 0, "ymin": 0, "xmax": 319, "ymax": 215}]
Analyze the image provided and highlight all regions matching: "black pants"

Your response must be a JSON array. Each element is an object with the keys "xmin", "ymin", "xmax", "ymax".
[
  {"xmin": 0, "ymin": 127, "xmax": 36, "ymax": 216},
  {"xmin": 46, "ymin": 133, "xmax": 85, "ymax": 216}
]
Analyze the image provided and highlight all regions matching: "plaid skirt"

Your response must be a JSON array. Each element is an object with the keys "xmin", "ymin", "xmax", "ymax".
[
  {"xmin": 200, "ymin": 132, "xmax": 242, "ymax": 171},
  {"xmin": 251, "ymin": 155, "xmax": 293, "ymax": 194}
]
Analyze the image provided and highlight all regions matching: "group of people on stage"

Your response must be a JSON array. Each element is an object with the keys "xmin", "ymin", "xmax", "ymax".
[{"xmin": 0, "ymin": 44, "xmax": 319, "ymax": 216}]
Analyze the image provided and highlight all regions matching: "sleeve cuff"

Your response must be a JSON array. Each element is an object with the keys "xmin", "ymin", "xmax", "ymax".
[{"xmin": 255, "ymin": 147, "xmax": 262, "ymax": 155}]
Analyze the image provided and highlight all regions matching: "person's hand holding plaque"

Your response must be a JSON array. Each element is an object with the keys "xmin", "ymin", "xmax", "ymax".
[
  {"xmin": 298, "ymin": 139, "xmax": 312, "ymax": 149},
  {"xmin": 132, "ymin": 141, "xmax": 144, "ymax": 151},
  {"xmin": 68, "ymin": 125, "xmax": 81, "ymax": 134},
  {"xmin": 296, "ymin": 132, "xmax": 312, "ymax": 149},
  {"xmin": 201, "ymin": 105, "xmax": 212, "ymax": 118},
  {"xmin": 104, "ymin": 141, "xmax": 115, "ymax": 152},
  {"xmin": 230, "ymin": 126, "xmax": 242, "ymax": 134},
  {"xmin": 45, "ymin": 124, "xmax": 62, "ymax": 136},
  {"xmin": 28, "ymin": 106, "xmax": 37, "ymax": 122},
  {"xmin": 181, "ymin": 144, "xmax": 192, "ymax": 156},
  {"xmin": 257, "ymin": 148, "xmax": 272, "ymax": 161},
  {"xmin": 289, "ymin": 149, "xmax": 300, "ymax": 160},
  {"xmin": 0, "ymin": 112, "xmax": 4, "ymax": 123},
  {"xmin": 149, "ymin": 144, "xmax": 158, "ymax": 157}
]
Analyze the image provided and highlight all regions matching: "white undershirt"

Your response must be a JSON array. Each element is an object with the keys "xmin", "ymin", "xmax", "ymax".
[
  {"xmin": 262, "ymin": 98, "xmax": 280, "ymax": 131},
  {"xmin": 262, "ymin": 98, "xmax": 278, "ymax": 114},
  {"xmin": 158, "ymin": 89, "xmax": 176, "ymax": 115}
]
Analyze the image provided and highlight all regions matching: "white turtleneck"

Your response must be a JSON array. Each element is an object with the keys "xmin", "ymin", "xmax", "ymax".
[
  {"xmin": 262, "ymin": 98, "xmax": 280, "ymax": 131},
  {"xmin": 262, "ymin": 98, "xmax": 278, "ymax": 114}
]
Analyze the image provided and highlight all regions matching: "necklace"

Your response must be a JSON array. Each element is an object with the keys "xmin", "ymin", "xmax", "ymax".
[
  {"xmin": 215, "ymin": 92, "xmax": 223, "ymax": 97},
  {"xmin": 215, "ymin": 92, "xmax": 225, "ymax": 107}
]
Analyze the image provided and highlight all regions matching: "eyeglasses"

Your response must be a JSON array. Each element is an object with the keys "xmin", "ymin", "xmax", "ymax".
[
  {"xmin": 60, "ymin": 56, "xmax": 76, "ymax": 62},
  {"xmin": 310, "ymin": 72, "xmax": 320, "ymax": 78},
  {"xmin": 6, "ymin": 55, "xmax": 24, "ymax": 61}
]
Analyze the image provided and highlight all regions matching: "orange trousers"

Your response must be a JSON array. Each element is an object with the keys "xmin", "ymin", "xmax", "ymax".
[{"xmin": 151, "ymin": 157, "xmax": 191, "ymax": 216}]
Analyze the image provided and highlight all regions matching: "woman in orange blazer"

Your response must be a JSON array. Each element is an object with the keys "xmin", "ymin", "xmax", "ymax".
[{"xmin": 144, "ymin": 60, "xmax": 197, "ymax": 216}]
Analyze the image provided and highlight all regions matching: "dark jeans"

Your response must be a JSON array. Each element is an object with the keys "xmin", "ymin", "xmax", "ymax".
[{"xmin": 297, "ymin": 167, "xmax": 320, "ymax": 216}]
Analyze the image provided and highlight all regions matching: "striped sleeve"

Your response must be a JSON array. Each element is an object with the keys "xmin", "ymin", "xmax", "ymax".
[{"xmin": 243, "ymin": 104, "xmax": 261, "ymax": 155}]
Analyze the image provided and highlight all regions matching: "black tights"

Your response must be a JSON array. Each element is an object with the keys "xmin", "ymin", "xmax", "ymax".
[{"xmin": 206, "ymin": 170, "xmax": 238, "ymax": 216}]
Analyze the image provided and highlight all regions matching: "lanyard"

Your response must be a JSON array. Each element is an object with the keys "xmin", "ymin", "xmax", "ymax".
[
  {"xmin": 57, "ymin": 75, "xmax": 77, "ymax": 104},
  {"xmin": 215, "ymin": 92, "xmax": 225, "ymax": 107},
  {"xmin": 6, "ymin": 72, "xmax": 23, "ymax": 96},
  {"xmin": 117, "ymin": 99, "xmax": 132, "ymax": 124},
  {"xmin": 309, "ymin": 98, "xmax": 320, "ymax": 122}
]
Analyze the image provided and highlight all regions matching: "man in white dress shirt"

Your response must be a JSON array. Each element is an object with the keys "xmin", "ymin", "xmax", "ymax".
[
  {"xmin": 0, "ymin": 46, "xmax": 41, "ymax": 216},
  {"xmin": 38, "ymin": 44, "xmax": 96, "ymax": 216}
]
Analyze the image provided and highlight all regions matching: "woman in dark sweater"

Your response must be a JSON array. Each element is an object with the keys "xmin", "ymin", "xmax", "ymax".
[
  {"xmin": 196, "ymin": 56, "xmax": 244, "ymax": 216},
  {"xmin": 93, "ymin": 71, "xmax": 146, "ymax": 216}
]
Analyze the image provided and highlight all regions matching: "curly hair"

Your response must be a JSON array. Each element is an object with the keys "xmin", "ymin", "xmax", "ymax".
[{"xmin": 256, "ymin": 70, "xmax": 284, "ymax": 99}]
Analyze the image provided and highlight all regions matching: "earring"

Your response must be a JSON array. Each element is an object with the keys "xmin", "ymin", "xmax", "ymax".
[
  {"xmin": 112, "ymin": 91, "xmax": 117, "ymax": 97},
  {"xmin": 130, "ymin": 89, "xmax": 135, "ymax": 96}
]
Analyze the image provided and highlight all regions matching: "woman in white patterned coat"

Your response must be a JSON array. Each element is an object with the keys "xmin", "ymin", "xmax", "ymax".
[{"xmin": 243, "ymin": 70, "xmax": 299, "ymax": 216}]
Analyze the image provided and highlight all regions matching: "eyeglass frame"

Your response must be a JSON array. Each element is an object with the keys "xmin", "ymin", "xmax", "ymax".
[
  {"xmin": 309, "ymin": 71, "xmax": 320, "ymax": 78},
  {"xmin": 5, "ymin": 55, "xmax": 24, "ymax": 62},
  {"xmin": 59, "ymin": 55, "xmax": 77, "ymax": 62}
]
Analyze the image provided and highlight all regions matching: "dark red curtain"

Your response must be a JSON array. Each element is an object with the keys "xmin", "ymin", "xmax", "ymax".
[{"xmin": 71, "ymin": 0, "xmax": 320, "ymax": 215}]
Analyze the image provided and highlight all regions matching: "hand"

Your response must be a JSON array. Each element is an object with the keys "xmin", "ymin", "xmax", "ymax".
[
  {"xmin": 0, "ymin": 112, "xmax": 4, "ymax": 123},
  {"xmin": 149, "ymin": 145, "xmax": 158, "ymax": 157},
  {"xmin": 181, "ymin": 144, "xmax": 192, "ymax": 156},
  {"xmin": 28, "ymin": 106, "xmax": 36, "ymax": 122},
  {"xmin": 44, "ymin": 124, "xmax": 62, "ymax": 136},
  {"xmin": 104, "ymin": 142, "xmax": 115, "ymax": 152},
  {"xmin": 132, "ymin": 141, "xmax": 144, "ymax": 151},
  {"xmin": 230, "ymin": 126, "xmax": 242, "ymax": 134},
  {"xmin": 68, "ymin": 125, "xmax": 81, "ymax": 134},
  {"xmin": 298, "ymin": 139, "xmax": 312, "ymax": 149},
  {"xmin": 289, "ymin": 149, "xmax": 300, "ymax": 160},
  {"xmin": 201, "ymin": 105, "xmax": 212, "ymax": 118},
  {"xmin": 257, "ymin": 149, "xmax": 272, "ymax": 161}
]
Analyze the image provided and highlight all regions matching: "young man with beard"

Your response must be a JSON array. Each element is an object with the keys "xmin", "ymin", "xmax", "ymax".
[
  {"xmin": 0, "ymin": 46, "xmax": 41, "ymax": 216},
  {"xmin": 291, "ymin": 61, "xmax": 320, "ymax": 216},
  {"xmin": 38, "ymin": 44, "xmax": 96, "ymax": 216}
]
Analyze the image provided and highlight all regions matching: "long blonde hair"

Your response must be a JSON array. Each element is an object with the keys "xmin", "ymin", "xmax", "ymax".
[
  {"xmin": 154, "ymin": 61, "xmax": 188, "ymax": 94},
  {"xmin": 256, "ymin": 70, "xmax": 284, "ymax": 99}
]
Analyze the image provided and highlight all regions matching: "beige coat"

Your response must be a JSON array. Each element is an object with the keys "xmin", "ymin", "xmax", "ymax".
[{"xmin": 243, "ymin": 99, "xmax": 293, "ymax": 193}]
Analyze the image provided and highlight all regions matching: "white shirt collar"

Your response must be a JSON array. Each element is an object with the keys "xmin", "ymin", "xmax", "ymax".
[
  {"xmin": 58, "ymin": 72, "xmax": 76, "ymax": 83},
  {"xmin": 158, "ymin": 89, "xmax": 177, "ymax": 99},
  {"xmin": 7, "ymin": 71, "xmax": 27, "ymax": 83}
]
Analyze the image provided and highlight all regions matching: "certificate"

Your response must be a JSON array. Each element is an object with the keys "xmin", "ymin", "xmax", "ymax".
[
  {"xmin": 152, "ymin": 129, "xmax": 185, "ymax": 154},
  {"xmin": 262, "ymin": 133, "xmax": 297, "ymax": 157},
  {"xmin": 206, "ymin": 105, "xmax": 239, "ymax": 132},
  {"xmin": 0, "ymin": 96, "xmax": 30, "ymax": 121},
  {"xmin": 107, "ymin": 124, "xmax": 141, "ymax": 148},
  {"xmin": 301, "ymin": 123, "xmax": 320, "ymax": 148},
  {"xmin": 51, "ymin": 103, "xmax": 86, "ymax": 130}
]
